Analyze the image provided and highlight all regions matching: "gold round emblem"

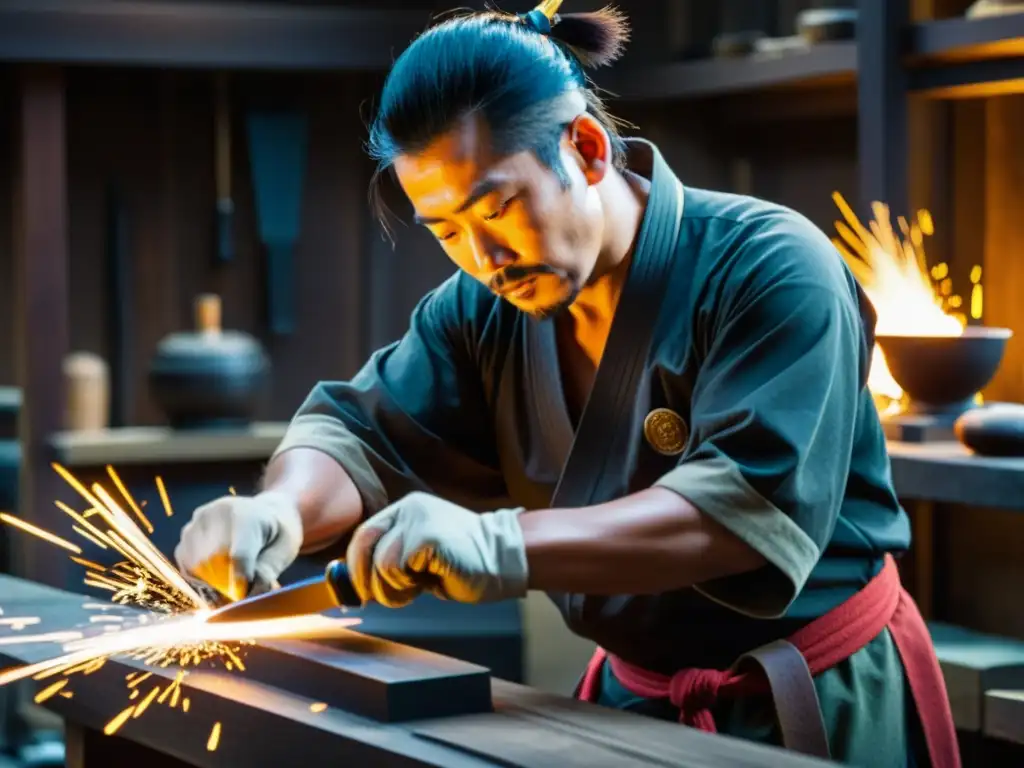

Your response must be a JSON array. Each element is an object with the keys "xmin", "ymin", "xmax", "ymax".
[{"xmin": 643, "ymin": 408, "xmax": 688, "ymax": 456}]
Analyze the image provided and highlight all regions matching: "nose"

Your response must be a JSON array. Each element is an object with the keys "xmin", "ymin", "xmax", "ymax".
[{"xmin": 469, "ymin": 230, "xmax": 516, "ymax": 272}]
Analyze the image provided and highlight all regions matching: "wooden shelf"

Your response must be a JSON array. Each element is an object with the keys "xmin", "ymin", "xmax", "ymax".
[
  {"xmin": 49, "ymin": 423, "xmax": 290, "ymax": 467},
  {"xmin": 907, "ymin": 14, "xmax": 1024, "ymax": 98},
  {"xmin": 886, "ymin": 440, "xmax": 1024, "ymax": 511},
  {"xmin": 597, "ymin": 41, "xmax": 856, "ymax": 102},
  {"xmin": 0, "ymin": 0, "xmax": 430, "ymax": 71}
]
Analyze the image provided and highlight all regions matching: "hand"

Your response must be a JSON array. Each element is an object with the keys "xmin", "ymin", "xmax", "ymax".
[
  {"xmin": 345, "ymin": 492, "xmax": 528, "ymax": 608},
  {"xmin": 174, "ymin": 491, "xmax": 304, "ymax": 602}
]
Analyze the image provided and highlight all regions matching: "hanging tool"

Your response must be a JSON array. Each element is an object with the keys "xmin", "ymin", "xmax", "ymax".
[
  {"xmin": 245, "ymin": 110, "xmax": 308, "ymax": 336},
  {"xmin": 104, "ymin": 183, "xmax": 132, "ymax": 426},
  {"xmin": 214, "ymin": 72, "xmax": 235, "ymax": 264},
  {"xmin": 204, "ymin": 559, "xmax": 363, "ymax": 624}
]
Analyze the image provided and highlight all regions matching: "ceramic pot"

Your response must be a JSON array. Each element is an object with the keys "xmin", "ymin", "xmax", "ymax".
[{"xmin": 149, "ymin": 294, "xmax": 270, "ymax": 430}]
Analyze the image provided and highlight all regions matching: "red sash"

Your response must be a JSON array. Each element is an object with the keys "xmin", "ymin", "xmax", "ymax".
[{"xmin": 576, "ymin": 555, "xmax": 960, "ymax": 768}]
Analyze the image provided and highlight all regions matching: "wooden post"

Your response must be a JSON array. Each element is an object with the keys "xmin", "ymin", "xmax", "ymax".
[
  {"xmin": 911, "ymin": 500, "xmax": 936, "ymax": 619},
  {"xmin": 857, "ymin": 0, "xmax": 911, "ymax": 219},
  {"xmin": 982, "ymin": 95, "xmax": 1024, "ymax": 403},
  {"xmin": 12, "ymin": 65, "xmax": 71, "ymax": 589}
]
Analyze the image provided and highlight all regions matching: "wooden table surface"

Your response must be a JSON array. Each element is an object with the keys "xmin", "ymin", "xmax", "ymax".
[{"xmin": 0, "ymin": 575, "xmax": 834, "ymax": 768}]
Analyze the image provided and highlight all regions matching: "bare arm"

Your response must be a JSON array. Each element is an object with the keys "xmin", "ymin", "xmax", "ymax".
[
  {"xmin": 261, "ymin": 448, "xmax": 364, "ymax": 554},
  {"xmin": 519, "ymin": 487, "xmax": 767, "ymax": 595}
]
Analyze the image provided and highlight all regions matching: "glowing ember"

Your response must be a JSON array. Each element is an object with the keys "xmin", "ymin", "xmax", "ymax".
[
  {"xmin": 830, "ymin": 192, "xmax": 984, "ymax": 414},
  {"xmin": 0, "ymin": 464, "xmax": 362, "ymax": 753},
  {"xmin": 207, "ymin": 721, "xmax": 222, "ymax": 752}
]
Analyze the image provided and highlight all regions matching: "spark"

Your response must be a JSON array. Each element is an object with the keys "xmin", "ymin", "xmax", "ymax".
[
  {"xmin": 0, "ymin": 463, "xmax": 363, "ymax": 754},
  {"xmin": 155, "ymin": 476, "xmax": 173, "ymax": 517},
  {"xmin": 207, "ymin": 722, "xmax": 222, "ymax": 752},
  {"xmin": 107, "ymin": 466, "xmax": 154, "ymax": 534},
  {"xmin": 0, "ymin": 512, "xmax": 81, "ymax": 554},
  {"xmin": 33, "ymin": 679, "xmax": 69, "ymax": 704},
  {"xmin": 310, "ymin": 702, "xmax": 328, "ymax": 713},
  {"xmin": 104, "ymin": 706, "xmax": 135, "ymax": 735}
]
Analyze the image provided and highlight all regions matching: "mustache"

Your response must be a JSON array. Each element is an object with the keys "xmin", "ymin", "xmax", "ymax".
[{"xmin": 488, "ymin": 264, "xmax": 568, "ymax": 293}]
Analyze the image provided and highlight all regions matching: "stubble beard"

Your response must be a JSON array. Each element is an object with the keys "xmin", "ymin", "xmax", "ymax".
[{"xmin": 489, "ymin": 263, "xmax": 580, "ymax": 320}]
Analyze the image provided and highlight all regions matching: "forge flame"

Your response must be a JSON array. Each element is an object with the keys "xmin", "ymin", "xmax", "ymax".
[{"xmin": 830, "ymin": 192, "xmax": 983, "ymax": 413}]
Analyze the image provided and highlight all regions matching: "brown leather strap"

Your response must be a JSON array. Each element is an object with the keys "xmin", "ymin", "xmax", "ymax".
[{"xmin": 738, "ymin": 639, "xmax": 832, "ymax": 760}]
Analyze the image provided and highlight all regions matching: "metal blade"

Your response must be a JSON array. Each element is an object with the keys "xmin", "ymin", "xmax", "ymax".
[{"xmin": 203, "ymin": 575, "xmax": 339, "ymax": 624}]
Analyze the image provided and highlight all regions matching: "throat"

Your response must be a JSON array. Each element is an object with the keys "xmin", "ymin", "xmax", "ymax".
[{"xmin": 554, "ymin": 312, "xmax": 612, "ymax": 427}]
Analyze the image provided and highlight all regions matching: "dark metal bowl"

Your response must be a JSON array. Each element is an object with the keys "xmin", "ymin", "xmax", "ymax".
[{"xmin": 876, "ymin": 327, "xmax": 1012, "ymax": 412}]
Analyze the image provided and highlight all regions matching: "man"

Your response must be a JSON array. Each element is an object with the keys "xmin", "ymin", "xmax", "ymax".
[{"xmin": 175, "ymin": 3, "xmax": 958, "ymax": 765}]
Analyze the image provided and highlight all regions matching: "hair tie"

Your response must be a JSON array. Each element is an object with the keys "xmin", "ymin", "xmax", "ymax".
[{"xmin": 521, "ymin": 0, "xmax": 563, "ymax": 35}]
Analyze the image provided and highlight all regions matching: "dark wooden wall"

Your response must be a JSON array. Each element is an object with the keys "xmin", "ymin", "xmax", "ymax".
[
  {"xmin": 0, "ymin": 0, "xmax": 860, "ymax": 427},
  {"xmin": 1, "ymin": 67, "xmax": 394, "ymax": 424}
]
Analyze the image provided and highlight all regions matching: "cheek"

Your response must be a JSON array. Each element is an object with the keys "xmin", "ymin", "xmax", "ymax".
[
  {"xmin": 441, "ymin": 242, "xmax": 488, "ymax": 282},
  {"xmin": 535, "ymin": 188, "xmax": 599, "ymax": 257}
]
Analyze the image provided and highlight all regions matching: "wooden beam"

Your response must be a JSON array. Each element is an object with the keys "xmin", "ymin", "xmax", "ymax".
[
  {"xmin": 598, "ymin": 41, "xmax": 856, "ymax": 102},
  {"xmin": 0, "ymin": 1, "xmax": 430, "ymax": 72},
  {"xmin": 858, "ymin": 0, "xmax": 912, "ymax": 219},
  {"xmin": 12, "ymin": 65, "xmax": 70, "ymax": 589},
  {"xmin": 240, "ymin": 635, "xmax": 492, "ymax": 723},
  {"xmin": 908, "ymin": 13, "xmax": 1024, "ymax": 62}
]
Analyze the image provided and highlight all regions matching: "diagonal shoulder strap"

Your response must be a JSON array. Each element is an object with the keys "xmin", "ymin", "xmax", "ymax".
[{"xmin": 738, "ymin": 640, "xmax": 832, "ymax": 760}]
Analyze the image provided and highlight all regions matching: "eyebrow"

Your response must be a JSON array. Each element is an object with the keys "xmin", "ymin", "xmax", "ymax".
[{"xmin": 413, "ymin": 177, "xmax": 504, "ymax": 226}]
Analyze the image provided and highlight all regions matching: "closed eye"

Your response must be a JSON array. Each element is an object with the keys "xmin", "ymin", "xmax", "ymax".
[{"xmin": 484, "ymin": 196, "xmax": 516, "ymax": 221}]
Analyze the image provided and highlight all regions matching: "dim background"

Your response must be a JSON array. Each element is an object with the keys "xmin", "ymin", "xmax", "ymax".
[{"xmin": 1, "ymin": 0, "xmax": 1024, "ymax": 732}]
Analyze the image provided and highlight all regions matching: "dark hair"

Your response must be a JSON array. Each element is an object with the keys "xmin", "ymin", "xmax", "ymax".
[{"xmin": 366, "ymin": 4, "xmax": 631, "ymax": 234}]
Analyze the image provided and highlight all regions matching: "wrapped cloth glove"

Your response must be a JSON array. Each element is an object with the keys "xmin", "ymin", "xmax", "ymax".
[
  {"xmin": 174, "ymin": 491, "xmax": 304, "ymax": 603},
  {"xmin": 345, "ymin": 492, "xmax": 529, "ymax": 608}
]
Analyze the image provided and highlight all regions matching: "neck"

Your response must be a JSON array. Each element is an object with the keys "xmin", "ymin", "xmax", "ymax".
[{"xmin": 569, "ymin": 167, "xmax": 648, "ymax": 328}]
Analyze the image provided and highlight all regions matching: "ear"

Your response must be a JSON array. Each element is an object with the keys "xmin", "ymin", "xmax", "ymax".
[{"xmin": 566, "ymin": 113, "xmax": 611, "ymax": 186}]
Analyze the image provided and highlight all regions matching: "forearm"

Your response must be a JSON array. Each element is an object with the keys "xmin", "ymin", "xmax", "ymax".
[
  {"xmin": 518, "ymin": 486, "xmax": 767, "ymax": 595},
  {"xmin": 261, "ymin": 448, "xmax": 364, "ymax": 552}
]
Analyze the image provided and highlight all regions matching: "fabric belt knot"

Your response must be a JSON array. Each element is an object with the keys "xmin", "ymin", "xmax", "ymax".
[
  {"xmin": 605, "ymin": 654, "xmax": 748, "ymax": 734},
  {"xmin": 667, "ymin": 668, "xmax": 729, "ymax": 730}
]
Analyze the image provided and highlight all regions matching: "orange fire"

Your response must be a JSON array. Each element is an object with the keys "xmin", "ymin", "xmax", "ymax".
[{"xmin": 830, "ymin": 193, "xmax": 983, "ymax": 413}]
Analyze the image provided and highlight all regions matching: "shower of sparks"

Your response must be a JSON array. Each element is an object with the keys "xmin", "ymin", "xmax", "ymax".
[{"xmin": 0, "ymin": 463, "xmax": 362, "ymax": 752}]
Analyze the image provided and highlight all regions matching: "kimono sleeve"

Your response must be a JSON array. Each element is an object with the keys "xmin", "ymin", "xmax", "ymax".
[
  {"xmin": 654, "ymin": 227, "xmax": 871, "ymax": 619},
  {"xmin": 271, "ymin": 275, "xmax": 507, "ymax": 518}
]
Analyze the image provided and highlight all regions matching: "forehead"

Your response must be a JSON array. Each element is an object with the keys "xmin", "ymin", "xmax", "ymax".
[{"xmin": 393, "ymin": 115, "xmax": 536, "ymax": 213}]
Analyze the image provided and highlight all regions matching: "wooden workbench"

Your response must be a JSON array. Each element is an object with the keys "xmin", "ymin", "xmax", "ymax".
[{"xmin": 0, "ymin": 575, "xmax": 834, "ymax": 768}]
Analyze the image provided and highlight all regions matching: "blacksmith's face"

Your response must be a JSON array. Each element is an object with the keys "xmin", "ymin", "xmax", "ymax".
[{"xmin": 393, "ymin": 113, "xmax": 609, "ymax": 319}]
